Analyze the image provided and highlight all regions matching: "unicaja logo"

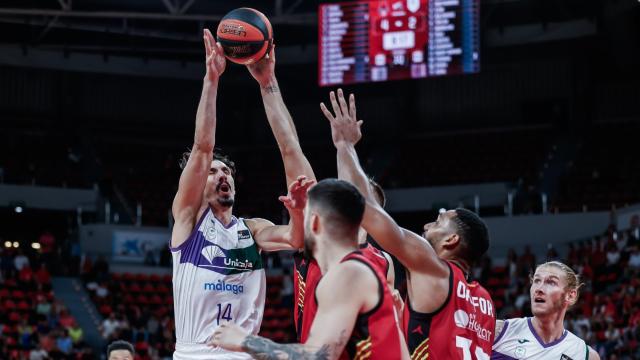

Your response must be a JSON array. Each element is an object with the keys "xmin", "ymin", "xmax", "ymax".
[
  {"xmin": 204, "ymin": 280, "xmax": 244, "ymax": 294},
  {"xmin": 224, "ymin": 258, "xmax": 253, "ymax": 269}
]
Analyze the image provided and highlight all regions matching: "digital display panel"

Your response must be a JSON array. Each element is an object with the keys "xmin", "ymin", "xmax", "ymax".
[{"xmin": 319, "ymin": 0, "xmax": 480, "ymax": 86}]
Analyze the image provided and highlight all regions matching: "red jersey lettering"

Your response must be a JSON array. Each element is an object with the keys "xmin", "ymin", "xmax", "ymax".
[{"xmin": 403, "ymin": 261, "xmax": 495, "ymax": 359}]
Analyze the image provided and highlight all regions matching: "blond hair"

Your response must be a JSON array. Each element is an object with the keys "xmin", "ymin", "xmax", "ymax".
[{"xmin": 532, "ymin": 261, "xmax": 584, "ymax": 306}]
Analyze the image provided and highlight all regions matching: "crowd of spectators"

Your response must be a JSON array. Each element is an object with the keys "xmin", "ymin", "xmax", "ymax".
[{"xmin": 0, "ymin": 244, "xmax": 94, "ymax": 359}]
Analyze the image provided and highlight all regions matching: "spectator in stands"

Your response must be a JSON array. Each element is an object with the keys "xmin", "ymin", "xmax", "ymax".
[
  {"xmin": 101, "ymin": 313, "xmax": 121, "ymax": 340},
  {"xmin": 29, "ymin": 344, "xmax": 48, "ymax": 360},
  {"xmin": 17, "ymin": 318, "xmax": 34, "ymax": 348},
  {"xmin": 36, "ymin": 295, "xmax": 52, "ymax": 317},
  {"xmin": 546, "ymin": 244, "xmax": 560, "ymax": 261},
  {"xmin": 34, "ymin": 264, "xmax": 51, "ymax": 285},
  {"xmin": 95, "ymin": 282, "xmax": 109, "ymax": 299},
  {"xmin": 56, "ymin": 329, "xmax": 73, "ymax": 355},
  {"xmin": 629, "ymin": 246, "xmax": 640, "ymax": 269},
  {"xmin": 13, "ymin": 249, "xmax": 29, "ymax": 272},
  {"xmin": 107, "ymin": 340, "xmax": 135, "ymax": 360},
  {"xmin": 68, "ymin": 320, "xmax": 83, "ymax": 346},
  {"xmin": 606, "ymin": 243, "xmax": 621, "ymax": 274}
]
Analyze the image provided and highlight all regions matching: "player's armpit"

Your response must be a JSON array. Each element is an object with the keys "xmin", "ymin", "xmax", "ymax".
[{"xmin": 362, "ymin": 201, "xmax": 449, "ymax": 278}]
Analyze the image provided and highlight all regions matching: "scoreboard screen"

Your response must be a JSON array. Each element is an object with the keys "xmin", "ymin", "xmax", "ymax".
[{"xmin": 318, "ymin": 0, "xmax": 480, "ymax": 86}]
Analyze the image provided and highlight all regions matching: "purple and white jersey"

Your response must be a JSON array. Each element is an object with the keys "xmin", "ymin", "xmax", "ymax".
[
  {"xmin": 171, "ymin": 208, "xmax": 265, "ymax": 359},
  {"xmin": 492, "ymin": 317, "xmax": 587, "ymax": 360}
]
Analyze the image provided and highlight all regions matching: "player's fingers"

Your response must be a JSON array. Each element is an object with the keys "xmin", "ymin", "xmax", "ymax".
[
  {"xmin": 203, "ymin": 30, "xmax": 212, "ymax": 55},
  {"xmin": 329, "ymin": 91, "xmax": 342, "ymax": 119},
  {"xmin": 337, "ymin": 89, "xmax": 349, "ymax": 119},
  {"xmin": 205, "ymin": 29, "xmax": 215, "ymax": 54},
  {"xmin": 319, "ymin": 103, "xmax": 335, "ymax": 122},
  {"xmin": 357, "ymin": 120, "xmax": 363, "ymax": 128},
  {"xmin": 349, "ymin": 93, "xmax": 357, "ymax": 120}
]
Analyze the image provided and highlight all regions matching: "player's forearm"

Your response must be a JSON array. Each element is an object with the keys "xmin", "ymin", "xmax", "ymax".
[
  {"xmin": 261, "ymin": 78, "xmax": 315, "ymax": 184},
  {"xmin": 242, "ymin": 335, "xmax": 332, "ymax": 360},
  {"xmin": 193, "ymin": 80, "xmax": 218, "ymax": 152},
  {"xmin": 336, "ymin": 143, "xmax": 374, "ymax": 201},
  {"xmin": 286, "ymin": 210, "xmax": 305, "ymax": 249}
]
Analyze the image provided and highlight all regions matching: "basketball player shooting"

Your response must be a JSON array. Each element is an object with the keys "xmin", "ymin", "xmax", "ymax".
[
  {"xmin": 492, "ymin": 261, "xmax": 599, "ymax": 359},
  {"xmin": 169, "ymin": 29, "xmax": 314, "ymax": 360},
  {"xmin": 210, "ymin": 179, "xmax": 410, "ymax": 360},
  {"xmin": 245, "ymin": 45, "xmax": 400, "ymax": 342},
  {"xmin": 321, "ymin": 89, "xmax": 495, "ymax": 359}
]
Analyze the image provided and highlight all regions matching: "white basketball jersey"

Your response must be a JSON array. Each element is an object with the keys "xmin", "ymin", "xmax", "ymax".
[
  {"xmin": 171, "ymin": 209, "xmax": 266, "ymax": 359},
  {"xmin": 492, "ymin": 317, "xmax": 587, "ymax": 360}
]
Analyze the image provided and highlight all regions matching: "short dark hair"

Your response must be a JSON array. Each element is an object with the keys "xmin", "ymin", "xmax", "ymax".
[
  {"xmin": 179, "ymin": 148, "xmax": 236, "ymax": 177},
  {"xmin": 307, "ymin": 178, "xmax": 365, "ymax": 236},
  {"xmin": 451, "ymin": 208, "xmax": 490, "ymax": 262},
  {"xmin": 368, "ymin": 177, "xmax": 386, "ymax": 208},
  {"xmin": 107, "ymin": 340, "xmax": 134, "ymax": 358}
]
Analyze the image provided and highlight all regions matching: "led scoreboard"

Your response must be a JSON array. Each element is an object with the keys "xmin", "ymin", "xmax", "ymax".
[{"xmin": 319, "ymin": 0, "xmax": 480, "ymax": 86}]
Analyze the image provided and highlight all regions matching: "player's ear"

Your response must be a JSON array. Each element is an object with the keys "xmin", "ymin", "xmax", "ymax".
[
  {"xmin": 443, "ymin": 233, "xmax": 460, "ymax": 249},
  {"xmin": 566, "ymin": 288, "xmax": 578, "ymax": 306},
  {"xmin": 310, "ymin": 213, "xmax": 321, "ymax": 234}
]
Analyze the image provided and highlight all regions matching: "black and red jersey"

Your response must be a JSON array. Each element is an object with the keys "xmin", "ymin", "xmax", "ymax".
[
  {"xmin": 337, "ymin": 250, "xmax": 404, "ymax": 360},
  {"xmin": 293, "ymin": 243, "xmax": 390, "ymax": 343},
  {"xmin": 403, "ymin": 261, "xmax": 495, "ymax": 359}
]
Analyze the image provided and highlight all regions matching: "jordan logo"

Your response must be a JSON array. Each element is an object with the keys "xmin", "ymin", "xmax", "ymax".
[{"xmin": 411, "ymin": 325, "xmax": 423, "ymax": 336}]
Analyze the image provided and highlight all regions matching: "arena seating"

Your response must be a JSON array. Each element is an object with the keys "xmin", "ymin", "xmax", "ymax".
[{"xmin": 0, "ymin": 248, "xmax": 94, "ymax": 359}]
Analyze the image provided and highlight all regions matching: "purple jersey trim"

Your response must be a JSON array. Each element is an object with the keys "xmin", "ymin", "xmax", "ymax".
[
  {"xmin": 493, "ymin": 320, "xmax": 509, "ymax": 344},
  {"xmin": 169, "ymin": 208, "xmax": 210, "ymax": 252},
  {"xmin": 527, "ymin": 317, "xmax": 568, "ymax": 348}
]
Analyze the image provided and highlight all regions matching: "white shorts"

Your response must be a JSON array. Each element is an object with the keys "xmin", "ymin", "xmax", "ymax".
[{"xmin": 173, "ymin": 342, "xmax": 252, "ymax": 360}]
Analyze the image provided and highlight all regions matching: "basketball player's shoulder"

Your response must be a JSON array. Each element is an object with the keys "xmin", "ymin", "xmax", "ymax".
[
  {"xmin": 242, "ymin": 217, "xmax": 275, "ymax": 232},
  {"xmin": 322, "ymin": 260, "xmax": 377, "ymax": 295}
]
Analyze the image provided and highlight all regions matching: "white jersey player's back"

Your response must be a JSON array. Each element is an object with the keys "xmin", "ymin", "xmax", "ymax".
[
  {"xmin": 492, "ymin": 317, "xmax": 587, "ymax": 360},
  {"xmin": 171, "ymin": 208, "xmax": 266, "ymax": 359}
]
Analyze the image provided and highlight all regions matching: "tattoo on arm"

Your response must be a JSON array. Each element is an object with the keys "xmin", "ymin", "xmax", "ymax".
[
  {"xmin": 262, "ymin": 84, "xmax": 280, "ymax": 94},
  {"xmin": 242, "ymin": 331, "xmax": 347, "ymax": 360}
]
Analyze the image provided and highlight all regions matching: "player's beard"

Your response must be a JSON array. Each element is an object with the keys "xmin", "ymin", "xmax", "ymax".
[{"xmin": 217, "ymin": 196, "xmax": 234, "ymax": 208}]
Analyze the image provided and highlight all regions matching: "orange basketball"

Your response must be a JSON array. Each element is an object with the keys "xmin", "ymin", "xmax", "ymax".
[{"xmin": 216, "ymin": 8, "xmax": 273, "ymax": 65}]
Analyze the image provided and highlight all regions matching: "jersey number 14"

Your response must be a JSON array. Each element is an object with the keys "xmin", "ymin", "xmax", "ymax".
[{"xmin": 216, "ymin": 303, "xmax": 233, "ymax": 325}]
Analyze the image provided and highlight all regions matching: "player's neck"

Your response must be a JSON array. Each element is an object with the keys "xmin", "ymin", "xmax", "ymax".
[
  {"xmin": 210, "ymin": 205, "xmax": 233, "ymax": 227},
  {"xmin": 315, "ymin": 240, "xmax": 358, "ymax": 274},
  {"xmin": 531, "ymin": 313, "xmax": 565, "ymax": 344}
]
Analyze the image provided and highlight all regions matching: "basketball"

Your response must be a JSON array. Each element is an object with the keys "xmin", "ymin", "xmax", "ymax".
[{"xmin": 216, "ymin": 8, "xmax": 273, "ymax": 65}]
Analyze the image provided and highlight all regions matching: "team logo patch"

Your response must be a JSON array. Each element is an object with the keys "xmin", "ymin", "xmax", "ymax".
[
  {"xmin": 515, "ymin": 346, "xmax": 526, "ymax": 358},
  {"xmin": 560, "ymin": 355, "xmax": 574, "ymax": 360},
  {"xmin": 237, "ymin": 229, "xmax": 251, "ymax": 240}
]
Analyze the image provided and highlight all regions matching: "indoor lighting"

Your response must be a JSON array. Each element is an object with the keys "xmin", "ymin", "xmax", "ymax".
[
  {"xmin": 4, "ymin": 241, "xmax": 11, "ymax": 248},
  {"xmin": 12, "ymin": 242, "xmax": 19, "ymax": 248},
  {"xmin": 14, "ymin": 206, "xmax": 23, "ymax": 213},
  {"xmin": 31, "ymin": 242, "xmax": 41, "ymax": 250}
]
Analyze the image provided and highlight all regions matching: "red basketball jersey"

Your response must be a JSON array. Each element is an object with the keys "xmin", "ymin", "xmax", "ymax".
[
  {"xmin": 403, "ymin": 261, "xmax": 495, "ymax": 359},
  {"xmin": 337, "ymin": 250, "xmax": 404, "ymax": 360},
  {"xmin": 293, "ymin": 243, "xmax": 390, "ymax": 343},
  {"xmin": 293, "ymin": 251, "xmax": 321, "ymax": 342}
]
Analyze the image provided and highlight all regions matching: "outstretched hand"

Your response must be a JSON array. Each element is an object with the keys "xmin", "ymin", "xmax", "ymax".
[
  {"xmin": 203, "ymin": 29, "xmax": 226, "ymax": 82},
  {"xmin": 247, "ymin": 45, "xmax": 276, "ymax": 87},
  {"xmin": 320, "ymin": 89, "xmax": 363, "ymax": 147},
  {"xmin": 279, "ymin": 175, "xmax": 316, "ymax": 213},
  {"xmin": 208, "ymin": 322, "xmax": 248, "ymax": 352}
]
